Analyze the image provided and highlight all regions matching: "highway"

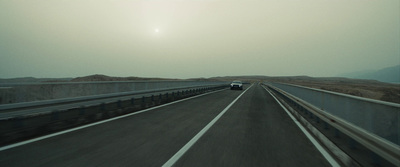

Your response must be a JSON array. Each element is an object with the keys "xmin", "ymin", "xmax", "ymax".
[{"xmin": 0, "ymin": 84, "xmax": 334, "ymax": 166}]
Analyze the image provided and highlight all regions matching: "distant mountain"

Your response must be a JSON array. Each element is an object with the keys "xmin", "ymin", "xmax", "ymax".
[
  {"xmin": 338, "ymin": 65, "xmax": 400, "ymax": 83},
  {"xmin": 0, "ymin": 75, "xmax": 181, "ymax": 83},
  {"xmin": 70, "ymin": 74, "xmax": 179, "ymax": 82},
  {"xmin": 0, "ymin": 77, "xmax": 72, "ymax": 83}
]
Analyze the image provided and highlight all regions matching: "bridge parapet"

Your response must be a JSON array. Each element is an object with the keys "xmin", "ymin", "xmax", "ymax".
[{"xmin": 268, "ymin": 82, "xmax": 399, "ymax": 145}]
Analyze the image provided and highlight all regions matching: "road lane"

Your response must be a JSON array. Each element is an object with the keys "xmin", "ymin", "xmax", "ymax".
[
  {"xmin": 173, "ymin": 84, "xmax": 332, "ymax": 167},
  {"xmin": 0, "ymin": 88, "xmax": 242, "ymax": 166},
  {"xmin": 163, "ymin": 84, "xmax": 253, "ymax": 166}
]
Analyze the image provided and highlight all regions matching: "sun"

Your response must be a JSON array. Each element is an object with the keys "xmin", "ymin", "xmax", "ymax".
[{"xmin": 154, "ymin": 28, "xmax": 159, "ymax": 33}]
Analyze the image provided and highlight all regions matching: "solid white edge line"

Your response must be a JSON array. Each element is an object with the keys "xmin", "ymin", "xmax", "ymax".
[
  {"xmin": 263, "ymin": 86, "xmax": 341, "ymax": 167},
  {"xmin": 0, "ymin": 88, "xmax": 228, "ymax": 152},
  {"xmin": 162, "ymin": 84, "xmax": 254, "ymax": 167}
]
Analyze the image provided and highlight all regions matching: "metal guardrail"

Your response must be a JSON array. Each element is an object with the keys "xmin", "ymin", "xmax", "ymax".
[
  {"xmin": 0, "ymin": 81, "xmax": 227, "ymax": 104},
  {"xmin": 265, "ymin": 82, "xmax": 400, "ymax": 166},
  {"xmin": 0, "ymin": 83, "xmax": 228, "ymax": 113},
  {"xmin": 267, "ymin": 82, "xmax": 400, "ymax": 145}
]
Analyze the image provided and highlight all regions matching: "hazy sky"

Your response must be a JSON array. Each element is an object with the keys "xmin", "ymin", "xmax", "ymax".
[{"xmin": 1, "ymin": 0, "xmax": 399, "ymax": 79}]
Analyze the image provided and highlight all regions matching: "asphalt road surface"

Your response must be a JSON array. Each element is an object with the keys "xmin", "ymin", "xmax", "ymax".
[{"xmin": 0, "ymin": 84, "xmax": 333, "ymax": 167}]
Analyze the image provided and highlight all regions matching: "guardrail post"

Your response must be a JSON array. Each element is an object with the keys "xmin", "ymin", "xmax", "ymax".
[
  {"xmin": 130, "ymin": 98, "xmax": 134, "ymax": 105},
  {"xmin": 141, "ymin": 96, "xmax": 147, "ymax": 108},
  {"xmin": 151, "ymin": 95, "xmax": 155, "ymax": 105},
  {"xmin": 78, "ymin": 106, "xmax": 86, "ymax": 124},
  {"xmin": 100, "ymin": 103, "xmax": 106, "ymax": 118}
]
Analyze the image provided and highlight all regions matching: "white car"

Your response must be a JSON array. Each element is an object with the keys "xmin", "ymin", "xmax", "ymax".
[{"xmin": 230, "ymin": 81, "xmax": 243, "ymax": 90}]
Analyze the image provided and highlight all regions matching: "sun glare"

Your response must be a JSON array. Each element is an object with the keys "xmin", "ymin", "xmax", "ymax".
[{"xmin": 155, "ymin": 28, "xmax": 159, "ymax": 33}]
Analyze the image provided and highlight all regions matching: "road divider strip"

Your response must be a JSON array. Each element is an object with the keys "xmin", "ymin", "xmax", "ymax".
[{"xmin": 162, "ymin": 84, "xmax": 254, "ymax": 167}]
